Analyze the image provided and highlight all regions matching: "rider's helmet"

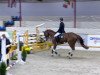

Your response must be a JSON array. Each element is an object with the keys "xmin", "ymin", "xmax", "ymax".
[{"xmin": 60, "ymin": 17, "xmax": 63, "ymax": 21}]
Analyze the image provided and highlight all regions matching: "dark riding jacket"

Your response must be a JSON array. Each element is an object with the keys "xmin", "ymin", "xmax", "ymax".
[{"xmin": 57, "ymin": 22, "xmax": 65, "ymax": 33}]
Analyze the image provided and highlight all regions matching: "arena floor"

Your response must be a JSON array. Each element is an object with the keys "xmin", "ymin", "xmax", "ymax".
[{"xmin": 8, "ymin": 49, "xmax": 100, "ymax": 75}]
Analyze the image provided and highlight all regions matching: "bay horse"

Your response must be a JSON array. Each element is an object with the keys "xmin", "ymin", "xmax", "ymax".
[{"xmin": 43, "ymin": 29, "xmax": 89, "ymax": 58}]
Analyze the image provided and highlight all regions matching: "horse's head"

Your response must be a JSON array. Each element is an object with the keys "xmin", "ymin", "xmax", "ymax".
[
  {"xmin": 43, "ymin": 29, "xmax": 56, "ymax": 41},
  {"xmin": 43, "ymin": 30, "xmax": 50, "ymax": 41}
]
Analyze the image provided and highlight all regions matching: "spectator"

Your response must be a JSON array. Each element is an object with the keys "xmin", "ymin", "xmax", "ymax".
[{"xmin": 1, "ymin": 34, "xmax": 11, "ymax": 66}]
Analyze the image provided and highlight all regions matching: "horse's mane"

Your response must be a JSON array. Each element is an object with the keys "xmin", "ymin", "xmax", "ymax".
[{"xmin": 46, "ymin": 29, "xmax": 56, "ymax": 33}]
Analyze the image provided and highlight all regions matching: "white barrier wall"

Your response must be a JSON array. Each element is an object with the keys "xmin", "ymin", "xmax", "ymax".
[
  {"xmin": 14, "ymin": 21, "xmax": 73, "ymax": 28},
  {"xmin": 6, "ymin": 27, "xmax": 100, "ymax": 35},
  {"xmin": 14, "ymin": 21, "xmax": 100, "ymax": 29}
]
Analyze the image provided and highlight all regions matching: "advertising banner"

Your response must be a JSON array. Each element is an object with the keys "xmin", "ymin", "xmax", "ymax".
[{"xmin": 87, "ymin": 35, "xmax": 100, "ymax": 47}]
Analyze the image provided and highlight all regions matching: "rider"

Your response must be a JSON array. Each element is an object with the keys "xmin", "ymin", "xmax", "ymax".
[{"xmin": 54, "ymin": 17, "xmax": 65, "ymax": 38}]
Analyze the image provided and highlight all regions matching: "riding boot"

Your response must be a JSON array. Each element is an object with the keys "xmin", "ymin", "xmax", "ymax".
[
  {"xmin": 55, "ymin": 37, "xmax": 58, "ymax": 43},
  {"xmin": 58, "ymin": 37, "xmax": 60, "ymax": 43},
  {"xmin": 55, "ymin": 36, "xmax": 59, "ymax": 44}
]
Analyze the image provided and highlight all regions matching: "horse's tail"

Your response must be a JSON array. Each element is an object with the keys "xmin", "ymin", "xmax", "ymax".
[{"xmin": 77, "ymin": 35, "xmax": 89, "ymax": 49}]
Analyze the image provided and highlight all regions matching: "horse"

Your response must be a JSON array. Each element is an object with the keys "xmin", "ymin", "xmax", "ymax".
[{"xmin": 43, "ymin": 29, "xmax": 89, "ymax": 58}]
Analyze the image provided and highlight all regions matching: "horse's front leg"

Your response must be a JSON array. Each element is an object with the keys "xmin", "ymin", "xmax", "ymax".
[
  {"xmin": 51, "ymin": 44, "xmax": 60, "ymax": 57},
  {"xmin": 51, "ymin": 45, "xmax": 57, "ymax": 56},
  {"xmin": 68, "ymin": 50, "xmax": 73, "ymax": 59}
]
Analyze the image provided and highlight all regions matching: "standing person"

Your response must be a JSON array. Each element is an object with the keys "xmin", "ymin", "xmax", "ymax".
[
  {"xmin": 19, "ymin": 41, "xmax": 24, "ymax": 51},
  {"xmin": 54, "ymin": 17, "xmax": 65, "ymax": 42},
  {"xmin": 0, "ymin": 38, "xmax": 2, "ymax": 61},
  {"xmin": 1, "ymin": 34, "xmax": 11, "ymax": 66},
  {"xmin": 2, "ymin": 34, "xmax": 11, "ymax": 54}
]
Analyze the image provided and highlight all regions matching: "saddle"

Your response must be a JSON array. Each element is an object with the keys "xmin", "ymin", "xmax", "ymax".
[{"xmin": 55, "ymin": 34, "xmax": 63, "ymax": 43}]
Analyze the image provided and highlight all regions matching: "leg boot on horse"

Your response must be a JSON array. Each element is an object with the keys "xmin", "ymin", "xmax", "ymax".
[
  {"xmin": 67, "ymin": 40, "xmax": 76, "ymax": 59},
  {"xmin": 51, "ymin": 39, "xmax": 60, "ymax": 57}
]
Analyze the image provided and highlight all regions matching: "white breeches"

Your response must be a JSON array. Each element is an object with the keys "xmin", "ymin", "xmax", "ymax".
[{"xmin": 54, "ymin": 32, "xmax": 60, "ymax": 37}]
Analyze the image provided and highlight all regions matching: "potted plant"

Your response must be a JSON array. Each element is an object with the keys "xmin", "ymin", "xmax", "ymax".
[
  {"xmin": 0, "ymin": 62, "xmax": 7, "ymax": 75},
  {"xmin": 21, "ymin": 49, "xmax": 27, "ymax": 62},
  {"xmin": 22, "ymin": 46, "xmax": 31, "ymax": 54}
]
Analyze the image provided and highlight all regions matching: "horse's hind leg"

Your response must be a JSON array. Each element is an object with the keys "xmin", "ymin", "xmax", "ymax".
[
  {"xmin": 52, "ymin": 44, "xmax": 57, "ymax": 56},
  {"xmin": 67, "ymin": 41, "xmax": 76, "ymax": 59}
]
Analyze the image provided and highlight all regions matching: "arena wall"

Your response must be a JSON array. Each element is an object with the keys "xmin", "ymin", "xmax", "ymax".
[
  {"xmin": 6, "ymin": 27, "xmax": 100, "ymax": 35},
  {"xmin": 14, "ymin": 21, "xmax": 100, "ymax": 29}
]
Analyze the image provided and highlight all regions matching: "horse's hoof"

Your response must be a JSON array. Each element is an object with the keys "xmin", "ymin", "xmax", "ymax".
[
  {"xmin": 67, "ymin": 56, "xmax": 72, "ymax": 59},
  {"xmin": 68, "ymin": 52, "xmax": 71, "ymax": 55},
  {"xmin": 55, "ymin": 52, "xmax": 58, "ymax": 55},
  {"xmin": 52, "ymin": 51, "xmax": 54, "ymax": 54},
  {"xmin": 71, "ymin": 54, "xmax": 73, "ymax": 57},
  {"xmin": 51, "ymin": 54, "xmax": 54, "ymax": 57},
  {"xmin": 58, "ymin": 54, "xmax": 60, "ymax": 56},
  {"xmin": 68, "ymin": 57, "xmax": 72, "ymax": 59}
]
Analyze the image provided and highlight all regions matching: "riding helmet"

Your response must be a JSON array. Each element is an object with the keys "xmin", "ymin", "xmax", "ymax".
[{"xmin": 60, "ymin": 17, "xmax": 63, "ymax": 21}]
